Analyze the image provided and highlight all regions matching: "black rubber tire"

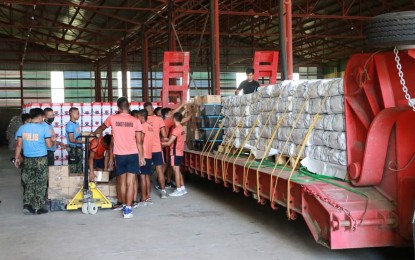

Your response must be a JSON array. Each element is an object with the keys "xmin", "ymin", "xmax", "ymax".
[{"xmin": 365, "ymin": 11, "xmax": 415, "ymax": 47}]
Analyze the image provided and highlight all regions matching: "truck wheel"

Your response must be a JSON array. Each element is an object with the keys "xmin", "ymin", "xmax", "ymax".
[{"xmin": 365, "ymin": 11, "xmax": 415, "ymax": 47}]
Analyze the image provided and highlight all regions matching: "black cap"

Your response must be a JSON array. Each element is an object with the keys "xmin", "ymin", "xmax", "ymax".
[{"xmin": 117, "ymin": 97, "xmax": 129, "ymax": 107}]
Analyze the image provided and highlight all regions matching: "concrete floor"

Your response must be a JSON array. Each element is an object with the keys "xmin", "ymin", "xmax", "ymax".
[{"xmin": 0, "ymin": 147, "xmax": 413, "ymax": 260}]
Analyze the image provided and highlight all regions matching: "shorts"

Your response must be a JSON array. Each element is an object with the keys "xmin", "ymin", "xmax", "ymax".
[
  {"xmin": 151, "ymin": 152, "xmax": 164, "ymax": 166},
  {"xmin": 140, "ymin": 159, "xmax": 153, "ymax": 175},
  {"xmin": 114, "ymin": 154, "xmax": 140, "ymax": 176},
  {"xmin": 94, "ymin": 158, "xmax": 105, "ymax": 169},
  {"xmin": 171, "ymin": 156, "xmax": 183, "ymax": 166}
]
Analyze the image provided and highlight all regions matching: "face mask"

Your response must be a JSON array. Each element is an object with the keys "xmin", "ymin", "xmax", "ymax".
[{"xmin": 47, "ymin": 117, "xmax": 54, "ymax": 123}]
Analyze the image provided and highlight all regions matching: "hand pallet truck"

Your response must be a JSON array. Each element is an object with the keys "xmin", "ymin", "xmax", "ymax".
[{"xmin": 66, "ymin": 135, "xmax": 112, "ymax": 214}]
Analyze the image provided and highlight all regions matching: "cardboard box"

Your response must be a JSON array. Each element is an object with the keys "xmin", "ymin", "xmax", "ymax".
[
  {"xmin": 94, "ymin": 171, "xmax": 110, "ymax": 182},
  {"xmin": 96, "ymin": 184, "xmax": 110, "ymax": 197},
  {"xmin": 194, "ymin": 96, "xmax": 204, "ymax": 106},
  {"xmin": 109, "ymin": 183, "xmax": 117, "ymax": 197},
  {"xmin": 68, "ymin": 187, "xmax": 81, "ymax": 198},
  {"xmin": 49, "ymin": 176, "xmax": 69, "ymax": 188},
  {"xmin": 69, "ymin": 174, "xmax": 84, "ymax": 188},
  {"xmin": 48, "ymin": 187, "xmax": 69, "ymax": 199},
  {"xmin": 49, "ymin": 166, "xmax": 69, "ymax": 178},
  {"xmin": 203, "ymin": 95, "xmax": 221, "ymax": 104}
]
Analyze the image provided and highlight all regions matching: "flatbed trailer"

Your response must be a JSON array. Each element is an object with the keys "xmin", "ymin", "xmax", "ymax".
[{"xmin": 183, "ymin": 150, "xmax": 398, "ymax": 249}]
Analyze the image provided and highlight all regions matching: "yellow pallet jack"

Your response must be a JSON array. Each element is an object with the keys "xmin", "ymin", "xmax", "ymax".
[{"xmin": 66, "ymin": 136, "xmax": 112, "ymax": 214}]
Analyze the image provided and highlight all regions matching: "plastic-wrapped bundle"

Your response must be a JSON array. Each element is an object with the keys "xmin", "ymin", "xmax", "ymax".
[
  {"xmin": 325, "ymin": 78, "xmax": 344, "ymax": 96},
  {"xmin": 291, "ymin": 144, "xmax": 312, "ymax": 158},
  {"xmin": 314, "ymin": 114, "xmax": 345, "ymax": 132},
  {"xmin": 222, "ymin": 97, "xmax": 231, "ymax": 108},
  {"xmin": 277, "ymin": 141, "xmax": 297, "ymax": 156},
  {"xmin": 222, "ymin": 107, "xmax": 231, "ymax": 117},
  {"xmin": 258, "ymin": 112, "xmax": 271, "ymax": 126},
  {"xmin": 270, "ymin": 83, "xmax": 283, "ymax": 97},
  {"xmin": 280, "ymin": 113, "xmax": 312, "ymax": 129},
  {"xmin": 308, "ymin": 146, "xmax": 330, "ymax": 163},
  {"xmin": 226, "ymin": 127, "xmax": 260, "ymax": 140},
  {"xmin": 259, "ymin": 84, "xmax": 275, "ymax": 98},
  {"xmin": 277, "ymin": 126, "xmax": 291, "ymax": 141},
  {"xmin": 307, "ymin": 97, "xmax": 326, "ymax": 114},
  {"xmin": 328, "ymin": 148, "xmax": 347, "ymax": 166},
  {"xmin": 306, "ymin": 80, "xmax": 323, "ymax": 98},
  {"xmin": 325, "ymin": 95, "xmax": 344, "ymax": 114},
  {"xmin": 308, "ymin": 146, "xmax": 347, "ymax": 166},
  {"xmin": 7, "ymin": 115, "xmax": 23, "ymax": 151},
  {"xmin": 270, "ymin": 113, "xmax": 283, "ymax": 125},
  {"xmin": 324, "ymin": 131, "xmax": 346, "ymax": 150},
  {"xmin": 305, "ymin": 79, "xmax": 343, "ymax": 98},
  {"xmin": 241, "ymin": 94, "xmax": 254, "ymax": 106},
  {"xmin": 330, "ymin": 113, "xmax": 346, "ymax": 132},
  {"xmin": 256, "ymin": 138, "xmax": 270, "ymax": 150},
  {"xmin": 292, "ymin": 98, "xmax": 310, "ymax": 114},
  {"xmin": 309, "ymin": 130, "xmax": 326, "ymax": 146},
  {"xmin": 231, "ymin": 115, "xmax": 259, "ymax": 128},
  {"xmin": 232, "ymin": 105, "xmax": 252, "ymax": 116},
  {"xmin": 262, "ymin": 125, "xmax": 280, "ymax": 139},
  {"xmin": 257, "ymin": 98, "xmax": 276, "ymax": 112},
  {"xmin": 275, "ymin": 97, "xmax": 293, "ymax": 112},
  {"xmin": 291, "ymin": 128, "xmax": 308, "ymax": 145},
  {"xmin": 271, "ymin": 139, "xmax": 279, "ymax": 150},
  {"xmin": 229, "ymin": 95, "xmax": 241, "ymax": 107},
  {"xmin": 281, "ymin": 81, "xmax": 295, "ymax": 97},
  {"xmin": 292, "ymin": 80, "xmax": 309, "ymax": 98}
]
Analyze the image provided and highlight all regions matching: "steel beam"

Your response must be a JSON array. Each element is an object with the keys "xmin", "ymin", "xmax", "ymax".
[
  {"xmin": 210, "ymin": 0, "xmax": 220, "ymax": 95},
  {"xmin": 107, "ymin": 59, "xmax": 113, "ymax": 102},
  {"xmin": 142, "ymin": 29, "xmax": 149, "ymax": 102},
  {"xmin": 121, "ymin": 43, "xmax": 128, "ymax": 98},
  {"xmin": 285, "ymin": 0, "xmax": 293, "ymax": 80},
  {"xmin": 19, "ymin": 64, "xmax": 23, "ymax": 107},
  {"xmin": 94, "ymin": 62, "xmax": 102, "ymax": 102}
]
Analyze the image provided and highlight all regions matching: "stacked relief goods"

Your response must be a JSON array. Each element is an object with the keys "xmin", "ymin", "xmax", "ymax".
[
  {"xmin": 221, "ymin": 79, "xmax": 347, "ymax": 179},
  {"xmin": 189, "ymin": 95, "xmax": 224, "ymax": 151},
  {"xmin": 22, "ymin": 101, "xmax": 160, "ymax": 167}
]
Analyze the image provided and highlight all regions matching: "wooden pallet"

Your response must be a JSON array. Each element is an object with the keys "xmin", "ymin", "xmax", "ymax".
[{"xmin": 254, "ymin": 154, "xmax": 303, "ymax": 169}]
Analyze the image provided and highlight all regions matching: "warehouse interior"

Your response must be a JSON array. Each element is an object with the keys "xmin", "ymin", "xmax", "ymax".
[{"xmin": 1, "ymin": 0, "xmax": 415, "ymax": 259}]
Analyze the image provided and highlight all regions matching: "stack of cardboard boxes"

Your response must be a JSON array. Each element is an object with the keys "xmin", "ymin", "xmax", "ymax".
[
  {"xmin": 186, "ymin": 95, "xmax": 223, "ymax": 151},
  {"xmin": 48, "ymin": 166, "xmax": 117, "ymax": 210}
]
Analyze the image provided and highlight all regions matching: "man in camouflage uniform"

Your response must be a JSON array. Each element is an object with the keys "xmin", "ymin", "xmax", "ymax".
[
  {"xmin": 15, "ymin": 108, "xmax": 52, "ymax": 215},
  {"xmin": 65, "ymin": 107, "xmax": 83, "ymax": 174}
]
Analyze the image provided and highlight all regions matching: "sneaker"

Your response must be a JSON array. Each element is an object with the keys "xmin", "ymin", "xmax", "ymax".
[
  {"xmin": 169, "ymin": 190, "xmax": 184, "ymax": 197},
  {"xmin": 154, "ymin": 183, "xmax": 162, "ymax": 191},
  {"xmin": 160, "ymin": 190, "xmax": 168, "ymax": 199},
  {"xmin": 182, "ymin": 188, "xmax": 188, "ymax": 195},
  {"xmin": 113, "ymin": 202, "xmax": 125, "ymax": 211},
  {"xmin": 132, "ymin": 201, "xmax": 139, "ymax": 209},
  {"xmin": 35, "ymin": 208, "xmax": 49, "ymax": 215},
  {"xmin": 171, "ymin": 180, "xmax": 177, "ymax": 188},
  {"xmin": 23, "ymin": 204, "xmax": 34, "ymax": 215},
  {"xmin": 145, "ymin": 198, "xmax": 153, "ymax": 205},
  {"xmin": 123, "ymin": 207, "xmax": 133, "ymax": 219},
  {"xmin": 165, "ymin": 183, "xmax": 172, "ymax": 189},
  {"xmin": 137, "ymin": 201, "xmax": 147, "ymax": 207}
]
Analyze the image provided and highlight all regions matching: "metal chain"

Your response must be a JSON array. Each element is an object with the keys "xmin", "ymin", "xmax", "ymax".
[
  {"xmin": 394, "ymin": 46, "xmax": 415, "ymax": 111},
  {"xmin": 301, "ymin": 185, "xmax": 358, "ymax": 231}
]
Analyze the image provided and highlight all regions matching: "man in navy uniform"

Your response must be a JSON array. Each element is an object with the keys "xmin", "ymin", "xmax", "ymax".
[{"xmin": 15, "ymin": 108, "xmax": 53, "ymax": 215}]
